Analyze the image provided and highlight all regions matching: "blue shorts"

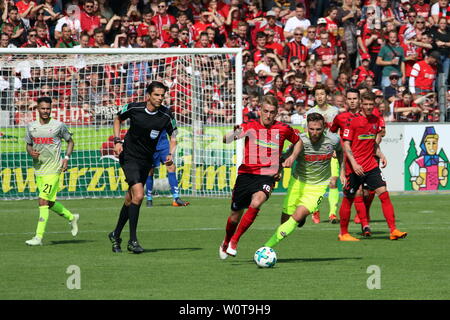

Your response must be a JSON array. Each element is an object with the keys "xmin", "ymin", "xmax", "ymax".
[{"xmin": 151, "ymin": 148, "xmax": 170, "ymax": 168}]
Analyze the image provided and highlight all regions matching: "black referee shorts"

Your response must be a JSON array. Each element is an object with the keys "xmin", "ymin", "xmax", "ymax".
[
  {"xmin": 343, "ymin": 167, "xmax": 386, "ymax": 197},
  {"xmin": 231, "ymin": 173, "xmax": 275, "ymax": 211},
  {"xmin": 119, "ymin": 153, "xmax": 152, "ymax": 187}
]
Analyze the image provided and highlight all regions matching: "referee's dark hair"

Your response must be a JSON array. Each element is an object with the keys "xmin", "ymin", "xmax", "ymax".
[
  {"xmin": 37, "ymin": 96, "xmax": 52, "ymax": 105},
  {"xmin": 306, "ymin": 112, "xmax": 325, "ymax": 125},
  {"xmin": 146, "ymin": 81, "xmax": 168, "ymax": 95}
]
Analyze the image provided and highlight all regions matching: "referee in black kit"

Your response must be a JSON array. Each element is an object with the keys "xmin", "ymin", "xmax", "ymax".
[{"xmin": 109, "ymin": 81, "xmax": 178, "ymax": 254}]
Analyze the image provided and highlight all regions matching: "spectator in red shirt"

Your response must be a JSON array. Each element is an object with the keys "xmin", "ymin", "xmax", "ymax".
[
  {"xmin": 193, "ymin": 8, "xmax": 213, "ymax": 40},
  {"xmin": 352, "ymin": 53, "xmax": 375, "ymax": 87},
  {"xmin": 251, "ymin": 31, "xmax": 269, "ymax": 66},
  {"xmin": 392, "ymin": 90, "xmax": 422, "ymax": 122},
  {"xmin": 194, "ymin": 31, "xmax": 212, "ymax": 48},
  {"xmin": 161, "ymin": 24, "xmax": 181, "ymax": 47},
  {"xmin": 151, "ymin": 0, "xmax": 177, "ymax": 42},
  {"xmin": 136, "ymin": 7, "xmax": 154, "ymax": 37},
  {"xmin": 312, "ymin": 31, "xmax": 335, "ymax": 79},
  {"xmin": 414, "ymin": 0, "xmax": 431, "ymax": 20},
  {"xmin": 35, "ymin": 22, "xmax": 51, "ymax": 47},
  {"xmin": 20, "ymin": 28, "xmax": 39, "ymax": 47},
  {"xmin": 80, "ymin": 0, "xmax": 101, "ymax": 37},
  {"xmin": 283, "ymin": 27, "xmax": 309, "ymax": 64},
  {"xmin": 16, "ymin": 0, "xmax": 40, "ymax": 20}
]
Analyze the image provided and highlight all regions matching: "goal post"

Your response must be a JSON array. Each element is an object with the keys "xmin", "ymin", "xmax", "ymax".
[{"xmin": 0, "ymin": 48, "xmax": 243, "ymax": 200}]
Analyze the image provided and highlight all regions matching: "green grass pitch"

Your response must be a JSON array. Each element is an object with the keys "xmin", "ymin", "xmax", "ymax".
[{"xmin": 1, "ymin": 194, "xmax": 450, "ymax": 300}]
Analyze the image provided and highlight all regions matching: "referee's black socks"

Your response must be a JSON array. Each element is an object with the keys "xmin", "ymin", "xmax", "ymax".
[
  {"xmin": 128, "ymin": 203, "xmax": 142, "ymax": 242},
  {"xmin": 114, "ymin": 204, "xmax": 130, "ymax": 238}
]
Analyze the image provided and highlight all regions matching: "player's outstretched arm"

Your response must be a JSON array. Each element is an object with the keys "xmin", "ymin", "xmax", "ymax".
[
  {"xmin": 282, "ymin": 139, "xmax": 303, "ymax": 168},
  {"xmin": 223, "ymin": 125, "xmax": 243, "ymax": 144}
]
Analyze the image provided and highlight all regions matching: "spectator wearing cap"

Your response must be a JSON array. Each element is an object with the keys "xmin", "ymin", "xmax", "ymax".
[
  {"xmin": 55, "ymin": 5, "xmax": 82, "ymax": 41},
  {"xmin": 312, "ymin": 31, "xmax": 335, "ymax": 79},
  {"xmin": 351, "ymin": 53, "xmax": 375, "ymax": 87},
  {"xmin": 431, "ymin": 0, "xmax": 450, "ymax": 26},
  {"xmin": 301, "ymin": 25, "xmax": 320, "ymax": 54},
  {"xmin": 394, "ymin": 0, "xmax": 412, "ymax": 24},
  {"xmin": 376, "ymin": 30, "xmax": 406, "ymax": 90},
  {"xmin": 401, "ymin": 28, "xmax": 423, "ymax": 82},
  {"xmin": 283, "ymin": 26, "xmax": 308, "ymax": 64},
  {"xmin": 414, "ymin": 0, "xmax": 430, "ymax": 20},
  {"xmin": 283, "ymin": 4, "xmax": 310, "ymax": 41},
  {"xmin": 398, "ymin": 9, "xmax": 418, "ymax": 43},
  {"xmin": 255, "ymin": 10, "xmax": 285, "ymax": 45},
  {"xmin": 151, "ymin": 0, "xmax": 176, "ymax": 42},
  {"xmin": 409, "ymin": 51, "xmax": 439, "ymax": 96},
  {"xmin": 80, "ymin": 0, "xmax": 101, "ymax": 37}
]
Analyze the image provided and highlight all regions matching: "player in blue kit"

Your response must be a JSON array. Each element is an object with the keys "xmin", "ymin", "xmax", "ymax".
[{"xmin": 145, "ymin": 128, "xmax": 190, "ymax": 207}]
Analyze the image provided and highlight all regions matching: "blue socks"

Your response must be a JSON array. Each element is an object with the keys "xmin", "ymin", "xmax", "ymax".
[
  {"xmin": 145, "ymin": 176, "xmax": 154, "ymax": 200},
  {"xmin": 168, "ymin": 172, "xmax": 179, "ymax": 199},
  {"xmin": 146, "ymin": 173, "xmax": 179, "ymax": 200}
]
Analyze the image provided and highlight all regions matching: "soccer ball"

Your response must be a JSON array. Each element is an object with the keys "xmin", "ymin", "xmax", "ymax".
[{"xmin": 254, "ymin": 246, "xmax": 277, "ymax": 268}]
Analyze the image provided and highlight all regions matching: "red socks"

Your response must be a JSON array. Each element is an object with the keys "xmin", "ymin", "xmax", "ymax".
[
  {"xmin": 354, "ymin": 196, "xmax": 369, "ymax": 227},
  {"xmin": 339, "ymin": 197, "xmax": 354, "ymax": 235},
  {"xmin": 230, "ymin": 207, "xmax": 260, "ymax": 244},
  {"xmin": 224, "ymin": 217, "xmax": 238, "ymax": 246},
  {"xmin": 379, "ymin": 192, "xmax": 396, "ymax": 232},
  {"xmin": 364, "ymin": 191, "xmax": 376, "ymax": 223}
]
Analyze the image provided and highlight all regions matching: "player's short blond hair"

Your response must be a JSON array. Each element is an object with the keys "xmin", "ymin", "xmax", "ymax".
[{"xmin": 261, "ymin": 95, "xmax": 278, "ymax": 109}]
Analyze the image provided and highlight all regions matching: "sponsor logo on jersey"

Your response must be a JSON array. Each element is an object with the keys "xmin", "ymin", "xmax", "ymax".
[
  {"xmin": 357, "ymin": 134, "xmax": 376, "ymax": 140},
  {"xmin": 33, "ymin": 137, "xmax": 54, "ymax": 144},
  {"xmin": 304, "ymin": 153, "xmax": 334, "ymax": 162}
]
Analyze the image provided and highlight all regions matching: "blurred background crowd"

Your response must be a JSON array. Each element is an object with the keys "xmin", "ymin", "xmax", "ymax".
[{"xmin": 1, "ymin": 0, "xmax": 450, "ymax": 126}]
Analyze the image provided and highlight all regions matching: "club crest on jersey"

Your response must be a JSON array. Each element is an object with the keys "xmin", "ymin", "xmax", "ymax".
[{"xmin": 150, "ymin": 130, "xmax": 160, "ymax": 139}]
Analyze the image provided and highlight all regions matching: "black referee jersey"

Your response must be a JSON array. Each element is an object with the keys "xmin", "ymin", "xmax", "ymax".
[{"xmin": 117, "ymin": 102, "xmax": 178, "ymax": 161}]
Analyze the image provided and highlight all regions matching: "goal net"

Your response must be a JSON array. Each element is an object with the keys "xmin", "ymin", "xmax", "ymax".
[{"xmin": 0, "ymin": 48, "xmax": 243, "ymax": 200}]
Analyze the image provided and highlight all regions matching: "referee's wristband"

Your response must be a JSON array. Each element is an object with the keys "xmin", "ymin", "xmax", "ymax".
[{"xmin": 113, "ymin": 137, "xmax": 123, "ymax": 144}]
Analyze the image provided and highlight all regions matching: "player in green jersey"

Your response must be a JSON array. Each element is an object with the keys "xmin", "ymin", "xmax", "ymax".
[
  {"xmin": 264, "ymin": 112, "xmax": 343, "ymax": 248},
  {"xmin": 24, "ymin": 97, "xmax": 79, "ymax": 246}
]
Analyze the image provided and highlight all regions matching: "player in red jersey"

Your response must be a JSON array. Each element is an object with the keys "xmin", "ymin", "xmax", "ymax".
[
  {"xmin": 338, "ymin": 92, "xmax": 408, "ymax": 241},
  {"xmin": 330, "ymin": 89, "xmax": 371, "ymax": 235},
  {"xmin": 219, "ymin": 95, "xmax": 300, "ymax": 258}
]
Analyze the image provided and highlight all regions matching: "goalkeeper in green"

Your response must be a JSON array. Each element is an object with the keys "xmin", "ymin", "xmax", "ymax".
[
  {"xmin": 264, "ymin": 112, "xmax": 343, "ymax": 248},
  {"xmin": 24, "ymin": 97, "xmax": 79, "ymax": 246}
]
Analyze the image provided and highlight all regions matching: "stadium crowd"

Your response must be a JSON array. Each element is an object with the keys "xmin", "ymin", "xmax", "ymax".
[{"xmin": 1, "ymin": 0, "xmax": 450, "ymax": 125}]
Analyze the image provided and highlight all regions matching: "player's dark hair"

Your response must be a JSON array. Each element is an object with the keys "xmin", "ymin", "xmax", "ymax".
[
  {"xmin": 146, "ymin": 81, "xmax": 167, "ymax": 95},
  {"xmin": 360, "ymin": 91, "xmax": 376, "ymax": 102},
  {"xmin": 307, "ymin": 112, "xmax": 325, "ymax": 124},
  {"xmin": 346, "ymin": 88, "xmax": 360, "ymax": 98},
  {"xmin": 312, "ymin": 83, "xmax": 330, "ymax": 96},
  {"xmin": 37, "ymin": 96, "xmax": 52, "ymax": 105}
]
